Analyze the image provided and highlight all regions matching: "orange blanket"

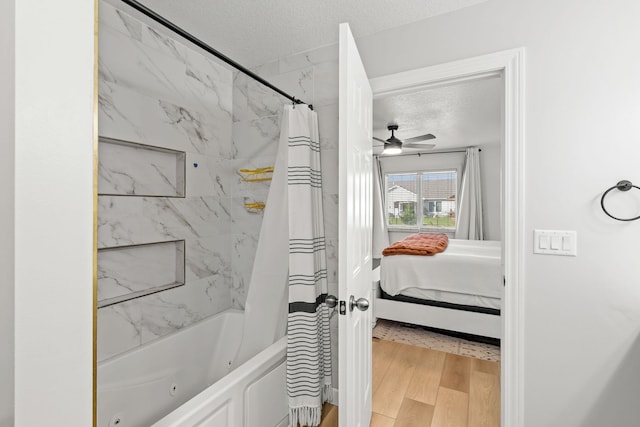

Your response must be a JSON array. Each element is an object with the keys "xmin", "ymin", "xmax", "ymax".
[{"xmin": 382, "ymin": 233, "xmax": 449, "ymax": 256}]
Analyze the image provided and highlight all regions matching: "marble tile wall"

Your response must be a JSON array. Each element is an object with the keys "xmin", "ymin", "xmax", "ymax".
[
  {"xmin": 97, "ymin": 0, "xmax": 340, "ymax": 371},
  {"xmin": 97, "ymin": 2, "xmax": 234, "ymax": 361},
  {"xmin": 98, "ymin": 139, "xmax": 186, "ymax": 197},
  {"xmin": 98, "ymin": 240, "xmax": 185, "ymax": 304},
  {"xmin": 229, "ymin": 64, "xmax": 314, "ymax": 309}
]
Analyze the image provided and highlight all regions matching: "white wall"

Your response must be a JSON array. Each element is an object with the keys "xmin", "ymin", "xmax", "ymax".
[
  {"xmin": 0, "ymin": 0, "xmax": 15, "ymax": 425},
  {"xmin": 357, "ymin": 0, "xmax": 640, "ymax": 425},
  {"xmin": 14, "ymin": 0, "xmax": 95, "ymax": 425}
]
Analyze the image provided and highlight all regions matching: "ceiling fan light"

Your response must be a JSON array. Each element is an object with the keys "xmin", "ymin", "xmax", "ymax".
[
  {"xmin": 383, "ymin": 146, "xmax": 402, "ymax": 155},
  {"xmin": 383, "ymin": 140, "xmax": 402, "ymax": 155}
]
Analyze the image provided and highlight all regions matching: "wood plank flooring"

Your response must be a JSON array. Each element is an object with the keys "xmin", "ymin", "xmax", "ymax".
[{"xmin": 315, "ymin": 338, "xmax": 500, "ymax": 427}]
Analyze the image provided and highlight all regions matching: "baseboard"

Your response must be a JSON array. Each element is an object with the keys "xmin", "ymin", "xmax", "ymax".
[{"xmin": 327, "ymin": 387, "xmax": 339, "ymax": 405}]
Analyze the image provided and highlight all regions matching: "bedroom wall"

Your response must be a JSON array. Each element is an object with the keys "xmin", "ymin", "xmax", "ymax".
[
  {"xmin": 479, "ymin": 144, "xmax": 501, "ymax": 241},
  {"xmin": 0, "ymin": 0, "xmax": 15, "ymax": 425},
  {"xmin": 356, "ymin": 0, "xmax": 640, "ymax": 425}
]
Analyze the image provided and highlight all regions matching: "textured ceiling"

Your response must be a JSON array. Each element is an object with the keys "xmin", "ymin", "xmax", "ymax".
[
  {"xmin": 107, "ymin": 0, "xmax": 498, "ymax": 155},
  {"xmin": 125, "ymin": 0, "xmax": 487, "ymax": 67},
  {"xmin": 373, "ymin": 75, "xmax": 503, "ymax": 154}
]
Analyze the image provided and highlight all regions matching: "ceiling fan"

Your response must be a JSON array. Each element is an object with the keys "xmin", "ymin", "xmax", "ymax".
[{"xmin": 373, "ymin": 124, "xmax": 436, "ymax": 155}]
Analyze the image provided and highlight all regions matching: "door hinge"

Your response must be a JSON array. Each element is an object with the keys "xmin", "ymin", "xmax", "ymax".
[
  {"xmin": 503, "ymin": 276, "xmax": 506, "ymax": 287},
  {"xmin": 339, "ymin": 300, "xmax": 346, "ymax": 315}
]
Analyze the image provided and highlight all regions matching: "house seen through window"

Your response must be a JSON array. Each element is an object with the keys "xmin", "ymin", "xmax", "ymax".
[{"xmin": 385, "ymin": 170, "xmax": 457, "ymax": 229}]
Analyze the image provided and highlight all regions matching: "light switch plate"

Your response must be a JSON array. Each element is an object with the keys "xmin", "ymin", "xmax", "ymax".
[{"xmin": 534, "ymin": 229, "xmax": 577, "ymax": 256}]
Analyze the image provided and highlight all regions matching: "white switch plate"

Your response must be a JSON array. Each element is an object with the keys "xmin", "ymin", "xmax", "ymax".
[{"xmin": 533, "ymin": 229, "xmax": 577, "ymax": 256}]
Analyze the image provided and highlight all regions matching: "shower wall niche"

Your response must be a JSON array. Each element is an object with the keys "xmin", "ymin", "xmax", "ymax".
[
  {"xmin": 98, "ymin": 137, "xmax": 186, "ymax": 197},
  {"xmin": 97, "ymin": 240, "xmax": 186, "ymax": 308},
  {"xmin": 97, "ymin": 1, "xmax": 235, "ymax": 360}
]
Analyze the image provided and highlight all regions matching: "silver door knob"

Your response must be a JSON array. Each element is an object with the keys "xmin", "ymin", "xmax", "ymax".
[
  {"xmin": 349, "ymin": 295, "xmax": 369, "ymax": 312},
  {"xmin": 325, "ymin": 294, "xmax": 338, "ymax": 308}
]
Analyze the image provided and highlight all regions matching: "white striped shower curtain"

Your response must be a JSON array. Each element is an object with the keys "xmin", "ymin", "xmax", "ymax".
[{"xmin": 285, "ymin": 105, "xmax": 332, "ymax": 427}]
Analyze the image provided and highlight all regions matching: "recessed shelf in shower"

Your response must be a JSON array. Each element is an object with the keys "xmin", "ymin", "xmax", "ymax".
[
  {"xmin": 97, "ymin": 240, "xmax": 186, "ymax": 308},
  {"xmin": 98, "ymin": 136, "xmax": 186, "ymax": 197}
]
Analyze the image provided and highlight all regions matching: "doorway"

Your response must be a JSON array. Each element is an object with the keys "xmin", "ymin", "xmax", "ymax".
[{"xmin": 367, "ymin": 49, "xmax": 525, "ymax": 426}]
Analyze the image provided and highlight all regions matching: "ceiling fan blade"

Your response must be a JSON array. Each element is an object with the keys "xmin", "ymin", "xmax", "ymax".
[
  {"xmin": 403, "ymin": 133, "xmax": 436, "ymax": 144},
  {"xmin": 402, "ymin": 143, "xmax": 436, "ymax": 149},
  {"xmin": 373, "ymin": 136, "xmax": 388, "ymax": 143}
]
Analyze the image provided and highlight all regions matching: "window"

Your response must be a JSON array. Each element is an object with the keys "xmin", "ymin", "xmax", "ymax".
[{"xmin": 385, "ymin": 170, "xmax": 457, "ymax": 230}]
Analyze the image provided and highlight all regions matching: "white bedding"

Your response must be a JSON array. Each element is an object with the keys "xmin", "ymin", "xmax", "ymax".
[{"xmin": 380, "ymin": 239, "xmax": 502, "ymax": 302}]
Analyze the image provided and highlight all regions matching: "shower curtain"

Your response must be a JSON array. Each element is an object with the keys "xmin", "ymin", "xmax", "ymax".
[
  {"xmin": 456, "ymin": 146, "xmax": 484, "ymax": 240},
  {"xmin": 286, "ymin": 105, "xmax": 332, "ymax": 427},
  {"xmin": 232, "ymin": 104, "xmax": 292, "ymax": 369}
]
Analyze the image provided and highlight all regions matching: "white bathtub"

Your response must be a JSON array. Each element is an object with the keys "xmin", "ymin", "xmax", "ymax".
[{"xmin": 98, "ymin": 309, "xmax": 288, "ymax": 427}]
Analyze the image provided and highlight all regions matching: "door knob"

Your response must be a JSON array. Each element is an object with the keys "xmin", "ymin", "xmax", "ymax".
[
  {"xmin": 349, "ymin": 295, "xmax": 369, "ymax": 312},
  {"xmin": 325, "ymin": 294, "xmax": 338, "ymax": 308}
]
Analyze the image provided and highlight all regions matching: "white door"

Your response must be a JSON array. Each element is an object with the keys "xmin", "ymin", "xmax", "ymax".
[{"xmin": 338, "ymin": 23, "xmax": 373, "ymax": 427}]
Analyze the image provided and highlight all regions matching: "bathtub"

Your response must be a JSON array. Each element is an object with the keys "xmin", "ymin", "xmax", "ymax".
[{"xmin": 98, "ymin": 309, "xmax": 288, "ymax": 427}]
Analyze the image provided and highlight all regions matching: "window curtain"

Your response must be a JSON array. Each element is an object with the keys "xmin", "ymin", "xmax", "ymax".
[
  {"xmin": 455, "ymin": 147, "xmax": 484, "ymax": 240},
  {"xmin": 373, "ymin": 157, "xmax": 389, "ymax": 257}
]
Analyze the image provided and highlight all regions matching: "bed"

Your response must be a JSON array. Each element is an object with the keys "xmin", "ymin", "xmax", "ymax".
[{"xmin": 373, "ymin": 238, "xmax": 503, "ymax": 340}]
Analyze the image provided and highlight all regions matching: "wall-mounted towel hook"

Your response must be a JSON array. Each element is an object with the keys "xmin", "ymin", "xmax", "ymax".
[{"xmin": 600, "ymin": 180, "xmax": 640, "ymax": 221}]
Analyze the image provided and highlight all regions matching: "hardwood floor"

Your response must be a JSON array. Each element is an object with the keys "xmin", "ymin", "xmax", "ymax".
[
  {"xmin": 315, "ymin": 338, "xmax": 500, "ymax": 427},
  {"xmin": 318, "ymin": 403, "xmax": 339, "ymax": 426}
]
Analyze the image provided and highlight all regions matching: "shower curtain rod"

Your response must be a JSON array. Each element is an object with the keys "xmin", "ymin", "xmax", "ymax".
[
  {"xmin": 120, "ymin": 0, "xmax": 312, "ymax": 109},
  {"xmin": 375, "ymin": 147, "xmax": 481, "ymax": 159}
]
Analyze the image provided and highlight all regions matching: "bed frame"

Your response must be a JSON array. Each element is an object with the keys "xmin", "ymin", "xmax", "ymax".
[{"xmin": 371, "ymin": 264, "xmax": 502, "ymax": 340}]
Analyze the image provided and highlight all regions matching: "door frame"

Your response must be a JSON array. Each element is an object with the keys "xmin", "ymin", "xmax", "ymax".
[{"xmin": 369, "ymin": 48, "xmax": 525, "ymax": 426}]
